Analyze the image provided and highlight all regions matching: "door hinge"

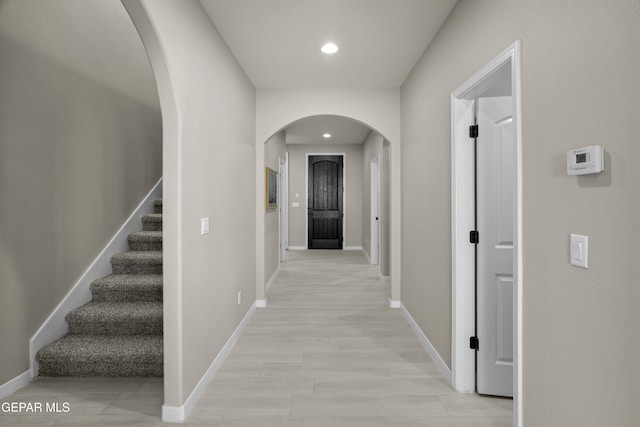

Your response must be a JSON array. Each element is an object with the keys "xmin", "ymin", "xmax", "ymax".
[
  {"xmin": 470, "ymin": 230, "xmax": 479, "ymax": 244},
  {"xmin": 469, "ymin": 124, "xmax": 479, "ymax": 138},
  {"xmin": 470, "ymin": 336, "xmax": 479, "ymax": 350}
]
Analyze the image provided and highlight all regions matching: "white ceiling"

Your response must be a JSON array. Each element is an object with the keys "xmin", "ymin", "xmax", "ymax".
[
  {"xmin": 200, "ymin": 0, "xmax": 458, "ymax": 89},
  {"xmin": 286, "ymin": 115, "xmax": 371, "ymax": 145}
]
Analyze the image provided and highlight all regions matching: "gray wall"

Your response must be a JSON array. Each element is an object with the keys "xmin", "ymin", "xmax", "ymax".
[
  {"xmin": 401, "ymin": 0, "xmax": 640, "ymax": 425},
  {"xmin": 0, "ymin": 0, "xmax": 161, "ymax": 385},
  {"xmin": 264, "ymin": 132, "xmax": 286, "ymax": 284},
  {"xmin": 124, "ymin": 0, "xmax": 256, "ymax": 408},
  {"xmin": 287, "ymin": 144, "xmax": 363, "ymax": 248}
]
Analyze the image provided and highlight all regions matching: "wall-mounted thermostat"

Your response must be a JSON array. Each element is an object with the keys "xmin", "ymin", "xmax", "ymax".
[{"xmin": 567, "ymin": 145, "xmax": 604, "ymax": 175}]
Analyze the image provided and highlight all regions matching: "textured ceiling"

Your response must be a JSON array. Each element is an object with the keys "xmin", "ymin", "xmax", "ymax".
[{"xmin": 200, "ymin": 0, "xmax": 458, "ymax": 89}]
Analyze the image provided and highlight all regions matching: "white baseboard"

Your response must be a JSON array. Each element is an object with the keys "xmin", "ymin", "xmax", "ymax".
[
  {"xmin": 162, "ymin": 301, "xmax": 257, "ymax": 423},
  {"xmin": 288, "ymin": 246, "xmax": 306, "ymax": 251},
  {"xmin": 0, "ymin": 370, "xmax": 32, "ymax": 400},
  {"xmin": 265, "ymin": 265, "xmax": 280, "ymax": 293},
  {"xmin": 379, "ymin": 273, "xmax": 391, "ymax": 284},
  {"xmin": 29, "ymin": 178, "xmax": 163, "ymax": 377},
  {"xmin": 255, "ymin": 299, "xmax": 267, "ymax": 308},
  {"xmin": 388, "ymin": 299, "xmax": 401, "ymax": 308},
  {"xmin": 362, "ymin": 248, "xmax": 371, "ymax": 264},
  {"xmin": 400, "ymin": 303, "xmax": 452, "ymax": 385},
  {"xmin": 344, "ymin": 246, "xmax": 363, "ymax": 251}
]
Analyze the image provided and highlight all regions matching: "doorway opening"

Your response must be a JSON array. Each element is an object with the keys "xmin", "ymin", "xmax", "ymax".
[
  {"xmin": 258, "ymin": 113, "xmax": 400, "ymax": 306},
  {"xmin": 451, "ymin": 41, "xmax": 522, "ymax": 427}
]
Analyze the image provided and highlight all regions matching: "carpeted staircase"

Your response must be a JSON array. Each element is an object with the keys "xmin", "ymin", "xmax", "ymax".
[{"xmin": 36, "ymin": 199, "xmax": 164, "ymax": 377}]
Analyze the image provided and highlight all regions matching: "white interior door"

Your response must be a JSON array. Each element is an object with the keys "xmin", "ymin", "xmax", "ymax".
[
  {"xmin": 476, "ymin": 96, "xmax": 514, "ymax": 397},
  {"xmin": 370, "ymin": 155, "xmax": 380, "ymax": 265},
  {"xmin": 279, "ymin": 158, "xmax": 287, "ymax": 262}
]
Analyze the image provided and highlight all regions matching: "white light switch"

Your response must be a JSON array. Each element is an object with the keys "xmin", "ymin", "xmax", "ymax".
[
  {"xmin": 201, "ymin": 218, "xmax": 210, "ymax": 235},
  {"xmin": 295, "ymin": 193, "xmax": 300, "ymax": 198},
  {"xmin": 292, "ymin": 202, "xmax": 300, "ymax": 208},
  {"xmin": 570, "ymin": 234, "xmax": 588, "ymax": 269}
]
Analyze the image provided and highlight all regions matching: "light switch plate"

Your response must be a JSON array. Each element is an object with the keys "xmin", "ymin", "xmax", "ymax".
[
  {"xmin": 570, "ymin": 234, "xmax": 588, "ymax": 268},
  {"xmin": 201, "ymin": 218, "xmax": 210, "ymax": 235}
]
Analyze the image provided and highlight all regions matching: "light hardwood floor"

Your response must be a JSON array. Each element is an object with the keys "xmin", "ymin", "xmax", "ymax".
[{"xmin": 1, "ymin": 250, "xmax": 511, "ymax": 426}]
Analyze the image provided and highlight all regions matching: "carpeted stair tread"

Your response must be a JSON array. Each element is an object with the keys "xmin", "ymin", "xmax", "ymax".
[
  {"xmin": 66, "ymin": 302, "xmax": 162, "ymax": 335},
  {"xmin": 111, "ymin": 251, "xmax": 162, "ymax": 274},
  {"xmin": 36, "ymin": 335, "xmax": 163, "ymax": 377},
  {"xmin": 154, "ymin": 199, "xmax": 162, "ymax": 214},
  {"xmin": 142, "ymin": 213, "xmax": 162, "ymax": 231},
  {"xmin": 90, "ymin": 274, "xmax": 162, "ymax": 302},
  {"xmin": 128, "ymin": 231, "xmax": 162, "ymax": 251}
]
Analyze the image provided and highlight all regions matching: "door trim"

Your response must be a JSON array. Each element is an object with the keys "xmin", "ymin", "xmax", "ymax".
[
  {"xmin": 451, "ymin": 41, "xmax": 522, "ymax": 427},
  {"xmin": 305, "ymin": 153, "xmax": 346, "ymax": 249}
]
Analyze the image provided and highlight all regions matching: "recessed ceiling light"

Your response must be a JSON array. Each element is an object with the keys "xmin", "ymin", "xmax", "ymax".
[
  {"xmin": 321, "ymin": 43, "xmax": 338, "ymax": 54},
  {"xmin": 323, "ymin": 133, "xmax": 332, "ymax": 139}
]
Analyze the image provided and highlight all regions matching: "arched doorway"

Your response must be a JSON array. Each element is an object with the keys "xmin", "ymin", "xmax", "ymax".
[
  {"xmin": 255, "ymin": 89, "xmax": 402, "ymax": 308},
  {"xmin": 261, "ymin": 115, "xmax": 392, "ymax": 297}
]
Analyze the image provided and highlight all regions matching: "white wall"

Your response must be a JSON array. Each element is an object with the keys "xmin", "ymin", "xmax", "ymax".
[
  {"xmin": 264, "ymin": 132, "xmax": 286, "ymax": 284},
  {"xmin": 0, "ymin": 0, "xmax": 161, "ymax": 386},
  {"xmin": 287, "ymin": 144, "xmax": 363, "ymax": 249},
  {"xmin": 124, "ymin": 0, "xmax": 256, "ymax": 409},
  {"xmin": 255, "ymin": 88, "xmax": 402, "ymax": 301},
  {"xmin": 401, "ymin": 0, "xmax": 640, "ymax": 425}
]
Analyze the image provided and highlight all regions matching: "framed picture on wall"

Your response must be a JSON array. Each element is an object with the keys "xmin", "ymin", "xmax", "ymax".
[{"xmin": 266, "ymin": 167, "xmax": 278, "ymax": 209}]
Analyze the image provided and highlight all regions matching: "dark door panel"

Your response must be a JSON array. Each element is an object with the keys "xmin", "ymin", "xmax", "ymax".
[{"xmin": 308, "ymin": 155, "xmax": 343, "ymax": 249}]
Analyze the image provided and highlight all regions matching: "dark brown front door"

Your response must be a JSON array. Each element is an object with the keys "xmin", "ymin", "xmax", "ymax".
[{"xmin": 308, "ymin": 155, "xmax": 343, "ymax": 249}]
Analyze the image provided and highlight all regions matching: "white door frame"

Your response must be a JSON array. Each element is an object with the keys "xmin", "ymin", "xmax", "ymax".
[
  {"xmin": 451, "ymin": 41, "xmax": 522, "ymax": 427},
  {"xmin": 304, "ymin": 153, "xmax": 346, "ymax": 249},
  {"xmin": 279, "ymin": 155, "xmax": 288, "ymax": 262},
  {"xmin": 370, "ymin": 154, "xmax": 380, "ymax": 265}
]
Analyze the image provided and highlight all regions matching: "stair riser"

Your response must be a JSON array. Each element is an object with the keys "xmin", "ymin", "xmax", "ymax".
[
  {"xmin": 111, "ymin": 262, "xmax": 162, "ymax": 275},
  {"xmin": 142, "ymin": 221, "xmax": 162, "ymax": 232},
  {"xmin": 154, "ymin": 199, "xmax": 162, "ymax": 214},
  {"xmin": 37, "ymin": 362, "xmax": 163, "ymax": 377},
  {"xmin": 91, "ymin": 289, "xmax": 163, "ymax": 302},
  {"xmin": 67, "ymin": 321, "xmax": 162, "ymax": 336},
  {"xmin": 128, "ymin": 240, "xmax": 162, "ymax": 251}
]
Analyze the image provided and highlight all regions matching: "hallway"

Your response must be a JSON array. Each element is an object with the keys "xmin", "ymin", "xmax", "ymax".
[
  {"xmin": 1, "ymin": 250, "xmax": 511, "ymax": 426},
  {"xmin": 188, "ymin": 250, "xmax": 511, "ymax": 426}
]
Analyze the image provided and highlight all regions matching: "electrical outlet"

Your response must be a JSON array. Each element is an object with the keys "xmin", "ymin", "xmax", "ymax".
[{"xmin": 237, "ymin": 291, "xmax": 242, "ymax": 305}]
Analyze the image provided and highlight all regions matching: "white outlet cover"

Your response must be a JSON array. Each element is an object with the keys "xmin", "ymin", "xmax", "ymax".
[{"xmin": 570, "ymin": 234, "xmax": 588, "ymax": 269}]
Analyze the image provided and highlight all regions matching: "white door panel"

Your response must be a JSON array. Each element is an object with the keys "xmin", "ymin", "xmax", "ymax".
[
  {"xmin": 279, "ymin": 159, "xmax": 287, "ymax": 262},
  {"xmin": 370, "ymin": 156, "xmax": 380, "ymax": 265},
  {"xmin": 477, "ymin": 96, "xmax": 514, "ymax": 397}
]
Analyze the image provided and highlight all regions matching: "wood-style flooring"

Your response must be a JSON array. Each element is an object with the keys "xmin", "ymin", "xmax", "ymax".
[{"xmin": 1, "ymin": 249, "xmax": 512, "ymax": 426}]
